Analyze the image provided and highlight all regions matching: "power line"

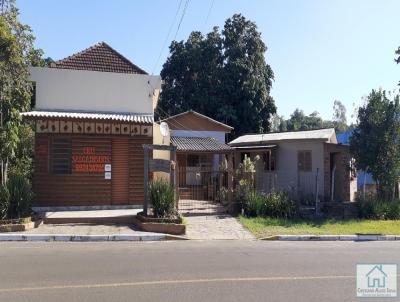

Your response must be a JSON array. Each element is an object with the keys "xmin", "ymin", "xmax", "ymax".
[
  {"xmin": 151, "ymin": 0, "xmax": 183, "ymax": 74},
  {"xmin": 204, "ymin": 0, "xmax": 215, "ymax": 29},
  {"xmin": 173, "ymin": 0, "xmax": 190, "ymax": 41}
]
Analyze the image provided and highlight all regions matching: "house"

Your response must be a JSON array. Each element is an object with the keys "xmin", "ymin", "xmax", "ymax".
[
  {"xmin": 366, "ymin": 265, "xmax": 387, "ymax": 288},
  {"xmin": 22, "ymin": 42, "xmax": 161, "ymax": 209},
  {"xmin": 229, "ymin": 128, "xmax": 357, "ymax": 202},
  {"xmin": 161, "ymin": 110, "xmax": 233, "ymax": 201}
]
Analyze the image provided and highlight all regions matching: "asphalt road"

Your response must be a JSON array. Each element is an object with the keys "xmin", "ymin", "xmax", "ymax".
[{"xmin": 0, "ymin": 240, "xmax": 399, "ymax": 302}]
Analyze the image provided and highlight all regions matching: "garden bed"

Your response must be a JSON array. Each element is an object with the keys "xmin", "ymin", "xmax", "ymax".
[
  {"xmin": 0, "ymin": 217, "xmax": 35, "ymax": 232},
  {"xmin": 239, "ymin": 216, "xmax": 400, "ymax": 238},
  {"xmin": 133, "ymin": 212, "xmax": 186, "ymax": 235}
]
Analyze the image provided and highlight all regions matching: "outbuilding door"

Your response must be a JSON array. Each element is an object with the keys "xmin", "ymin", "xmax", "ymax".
[{"xmin": 112, "ymin": 138, "xmax": 129, "ymax": 204}]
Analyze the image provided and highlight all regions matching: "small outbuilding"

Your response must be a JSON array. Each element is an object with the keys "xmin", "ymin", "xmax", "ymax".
[{"xmin": 229, "ymin": 128, "xmax": 357, "ymax": 202}]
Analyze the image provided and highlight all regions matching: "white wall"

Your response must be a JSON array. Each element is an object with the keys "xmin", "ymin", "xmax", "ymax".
[
  {"xmin": 30, "ymin": 67, "xmax": 161, "ymax": 114},
  {"xmin": 171, "ymin": 130, "xmax": 226, "ymax": 143},
  {"xmin": 250, "ymin": 141, "xmax": 325, "ymax": 199}
]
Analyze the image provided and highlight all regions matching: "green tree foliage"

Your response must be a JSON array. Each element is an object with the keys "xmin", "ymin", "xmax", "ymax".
[
  {"xmin": 350, "ymin": 89, "xmax": 400, "ymax": 199},
  {"xmin": 0, "ymin": 0, "xmax": 40, "ymax": 184},
  {"xmin": 273, "ymin": 100, "xmax": 349, "ymax": 133},
  {"xmin": 396, "ymin": 46, "xmax": 400, "ymax": 85},
  {"xmin": 332, "ymin": 100, "xmax": 348, "ymax": 132},
  {"xmin": 284, "ymin": 109, "xmax": 333, "ymax": 131},
  {"xmin": 156, "ymin": 14, "xmax": 276, "ymax": 136}
]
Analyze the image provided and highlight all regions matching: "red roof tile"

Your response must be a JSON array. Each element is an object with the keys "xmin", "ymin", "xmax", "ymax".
[{"xmin": 50, "ymin": 42, "xmax": 147, "ymax": 74}]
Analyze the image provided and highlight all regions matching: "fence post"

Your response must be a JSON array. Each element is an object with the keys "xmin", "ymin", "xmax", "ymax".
[
  {"xmin": 143, "ymin": 146, "xmax": 149, "ymax": 216},
  {"xmin": 315, "ymin": 168, "xmax": 319, "ymax": 215}
]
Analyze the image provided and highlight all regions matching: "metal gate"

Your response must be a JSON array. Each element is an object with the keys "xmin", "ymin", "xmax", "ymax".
[{"xmin": 177, "ymin": 166, "xmax": 229, "ymax": 216}]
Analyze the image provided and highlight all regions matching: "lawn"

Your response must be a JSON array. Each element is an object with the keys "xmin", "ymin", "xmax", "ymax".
[{"xmin": 239, "ymin": 216, "xmax": 400, "ymax": 238}]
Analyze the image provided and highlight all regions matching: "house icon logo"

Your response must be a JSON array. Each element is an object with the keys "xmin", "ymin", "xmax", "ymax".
[
  {"xmin": 366, "ymin": 265, "xmax": 387, "ymax": 288},
  {"xmin": 357, "ymin": 264, "xmax": 397, "ymax": 298}
]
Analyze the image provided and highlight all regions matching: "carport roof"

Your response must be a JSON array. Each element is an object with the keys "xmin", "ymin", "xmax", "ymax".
[{"xmin": 171, "ymin": 136, "xmax": 233, "ymax": 152}]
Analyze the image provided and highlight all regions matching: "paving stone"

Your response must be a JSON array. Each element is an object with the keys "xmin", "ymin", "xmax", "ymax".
[{"xmin": 185, "ymin": 215, "xmax": 254, "ymax": 240}]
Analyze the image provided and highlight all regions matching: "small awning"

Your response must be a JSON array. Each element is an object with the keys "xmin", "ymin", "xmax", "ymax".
[
  {"xmin": 233, "ymin": 145, "xmax": 277, "ymax": 150},
  {"xmin": 171, "ymin": 136, "xmax": 233, "ymax": 153},
  {"xmin": 21, "ymin": 111, "xmax": 154, "ymax": 124}
]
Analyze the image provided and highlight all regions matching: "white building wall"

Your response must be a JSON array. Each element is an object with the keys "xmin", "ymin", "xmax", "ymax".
[
  {"xmin": 29, "ymin": 67, "xmax": 161, "ymax": 114},
  {"xmin": 252, "ymin": 141, "xmax": 325, "ymax": 199},
  {"xmin": 171, "ymin": 130, "xmax": 226, "ymax": 143}
]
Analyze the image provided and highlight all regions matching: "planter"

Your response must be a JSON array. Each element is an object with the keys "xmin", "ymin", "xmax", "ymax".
[
  {"xmin": 133, "ymin": 212, "xmax": 186, "ymax": 235},
  {"xmin": 0, "ymin": 217, "xmax": 35, "ymax": 233}
]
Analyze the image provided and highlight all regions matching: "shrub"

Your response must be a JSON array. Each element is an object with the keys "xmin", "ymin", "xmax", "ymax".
[
  {"xmin": 1, "ymin": 175, "xmax": 33, "ymax": 219},
  {"xmin": 149, "ymin": 179, "xmax": 176, "ymax": 218},
  {"xmin": 0, "ymin": 185, "xmax": 10, "ymax": 220},
  {"xmin": 242, "ymin": 189, "xmax": 297, "ymax": 219},
  {"xmin": 357, "ymin": 197, "xmax": 400, "ymax": 220},
  {"xmin": 263, "ymin": 191, "xmax": 297, "ymax": 219}
]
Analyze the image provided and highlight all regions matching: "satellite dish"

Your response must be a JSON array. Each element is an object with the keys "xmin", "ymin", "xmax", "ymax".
[{"xmin": 160, "ymin": 122, "xmax": 170, "ymax": 137}]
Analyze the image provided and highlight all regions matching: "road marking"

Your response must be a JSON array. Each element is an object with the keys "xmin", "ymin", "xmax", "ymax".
[{"xmin": 0, "ymin": 275, "xmax": 356, "ymax": 293}]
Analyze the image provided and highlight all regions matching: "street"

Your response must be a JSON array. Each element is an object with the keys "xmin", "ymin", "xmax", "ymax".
[{"xmin": 0, "ymin": 240, "xmax": 399, "ymax": 302}]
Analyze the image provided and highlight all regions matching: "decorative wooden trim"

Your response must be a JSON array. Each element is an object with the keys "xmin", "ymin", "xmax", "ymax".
[
  {"xmin": 73, "ymin": 122, "xmax": 84, "ymax": 133},
  {"xmin": 84, "ymin": 122, "xmax": 95, "ymax": 134},
  {"xmin": 131, "ymin": 125, "xmax": 140, "ymax": 136},
  {"xmin": 60, "ymin": 121, "xmax": 72, "ymax": 133}
]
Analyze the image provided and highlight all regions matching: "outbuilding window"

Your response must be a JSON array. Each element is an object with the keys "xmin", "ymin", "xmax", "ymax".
[
  {"xmin": 298, "ymin": 150, "xmax": 312, "ymax": 172},
  {"xmin": 50, "ymin": 138, "xmax": 72, "ymax": 174},
  {"xmin": 263, "ymin": 150, "xmax": 276, "ymax": 171}
]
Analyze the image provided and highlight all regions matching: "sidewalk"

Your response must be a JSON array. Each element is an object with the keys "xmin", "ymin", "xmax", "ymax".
[
  {"xmin": 185, "ymin": 215, "xmax": 255, "ymax": 240},
  {"xmin": 1, "ymin": 223, "xmax": 167, "ymax": 241}
]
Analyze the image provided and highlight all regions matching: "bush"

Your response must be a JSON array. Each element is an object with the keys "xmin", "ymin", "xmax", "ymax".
[
  {"xmin": 149, "ymin": 179, "xmax": 176, "ymax": 218},
  {"xmin": 357, "ymin": 197, "xmax": 400, "ymax": 220},
  {"xmin": 0, "ymin": 185, "xmax": 10, "ymax": 220},
  {"xmin": 242, "ymin": 189, "xmax": 297, "ymax": 219},
  {"xmin": 0, "ymin": 175, "xmax": 32, "ymax": 219}
]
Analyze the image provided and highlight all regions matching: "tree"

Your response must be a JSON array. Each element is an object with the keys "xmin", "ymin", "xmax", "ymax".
[
  {"xmin": 0, "ymin": 0, "xmax": 39, "ymax": 184},
  {"xmin": 350, "ymin": 89, "xmax": 400, "ymax": 199},
  {"xmin": 332, "ymin": 100, "xmax": 348, "ymax": 132},
  {"xmin": 156, "ymin": 14, "xmax": 276, "ymax": 136},
  {"xmin": 396, "ymin": 46, "xmax": 400, "ymax": 85}
]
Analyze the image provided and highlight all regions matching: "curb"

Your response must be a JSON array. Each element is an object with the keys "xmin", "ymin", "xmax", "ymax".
[
  {"xmin": 0, "ymin": 234, "xmax": 167, "ymax": 242},
  {"xmin": 260, "ymin": 235, "xmax": 400, "ymax": 241}
]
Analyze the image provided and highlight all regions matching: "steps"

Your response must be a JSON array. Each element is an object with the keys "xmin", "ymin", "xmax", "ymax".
[{"xmin": 41, "ymin": 209, "xmax": 140, "ymax": 225}]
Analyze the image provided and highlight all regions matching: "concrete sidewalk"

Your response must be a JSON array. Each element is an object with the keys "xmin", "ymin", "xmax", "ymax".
[{"xmin": 0, "ymin": 223, "xmax": 167, "ymax": 241}]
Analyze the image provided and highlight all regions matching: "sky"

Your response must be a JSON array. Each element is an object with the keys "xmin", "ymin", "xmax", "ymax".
[{"xmin": 18, "ymin": 0, "xmax": 400, "ymax": 122}]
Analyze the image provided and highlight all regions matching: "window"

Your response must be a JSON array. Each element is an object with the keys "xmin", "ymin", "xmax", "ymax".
[
  {"xmin": 298, "ymin": 150, "xmax": 312, "ymax": 172},
  {"xmin": 187, "ymin": 154, "xmax": 199, "ymax": 167},
  {"xmin": 263, "ymin": 150, "xmax": 276, "ymax": 171},
  {"xmin": 50, "ymin": 138, "xmax": 71, "ymax": 174}
]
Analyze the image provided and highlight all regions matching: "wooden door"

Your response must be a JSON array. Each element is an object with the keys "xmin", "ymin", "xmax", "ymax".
[{"xmin": 112, "ymin": 138, "xmax": 129, "ymax": 204}]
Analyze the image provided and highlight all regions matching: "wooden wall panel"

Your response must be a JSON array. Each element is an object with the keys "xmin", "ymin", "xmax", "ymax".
[
  {"xmin": 112, "ymin": 138, "xmax": 129, "ymax": 204},
  {"xmin": 33, "ymin": 131, "xmax": 152, "ymax": 207},
  {"xmin": 33, "ymin": 134, "xmax": 111, "ymax": 206}
]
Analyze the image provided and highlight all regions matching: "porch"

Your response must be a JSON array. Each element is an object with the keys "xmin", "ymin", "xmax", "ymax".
[{"xmin": 170, "ymin": 136, "xmax": 234, "ymax": 215}]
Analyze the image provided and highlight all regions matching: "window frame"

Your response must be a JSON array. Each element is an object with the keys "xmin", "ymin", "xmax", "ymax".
[
  {"xmin": 298, "ymin": 150, "xmax": 312, "ymax": 172},
  {"xmin": 50, "ymin": 137, "xmax": 72, "ymax": 175}
]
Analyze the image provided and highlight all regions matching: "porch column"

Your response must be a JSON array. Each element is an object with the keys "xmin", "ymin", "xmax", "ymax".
[{"xmin": 227, "ymin": 152, "xmax": 234, "ymax": 211}]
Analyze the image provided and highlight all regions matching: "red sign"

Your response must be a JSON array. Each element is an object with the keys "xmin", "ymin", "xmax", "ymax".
[{"xmin": 72, "ymin": 147, "xmax": 111, "ymax": 173}]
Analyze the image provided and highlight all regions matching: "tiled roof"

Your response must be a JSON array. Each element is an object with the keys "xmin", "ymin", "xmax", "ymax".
[
  {"xmin": 171, "ymin": 136, "xmax": 233, "ymax": 152},
  {"xmin": 50, "ymin": 42, "xmax": 147, "ymax": 74},
  {"xmin": 229, "ymin": 128, "xmax": 336, "ymax": 146},
  {"xmin": 21, "ymin": 111, "xmax": 153, "ymax": 124}
]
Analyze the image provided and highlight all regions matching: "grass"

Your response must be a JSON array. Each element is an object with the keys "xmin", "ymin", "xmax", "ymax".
[{"xmin": 239, "ymin": 216, "xmax": 400, "ymax": 238}]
